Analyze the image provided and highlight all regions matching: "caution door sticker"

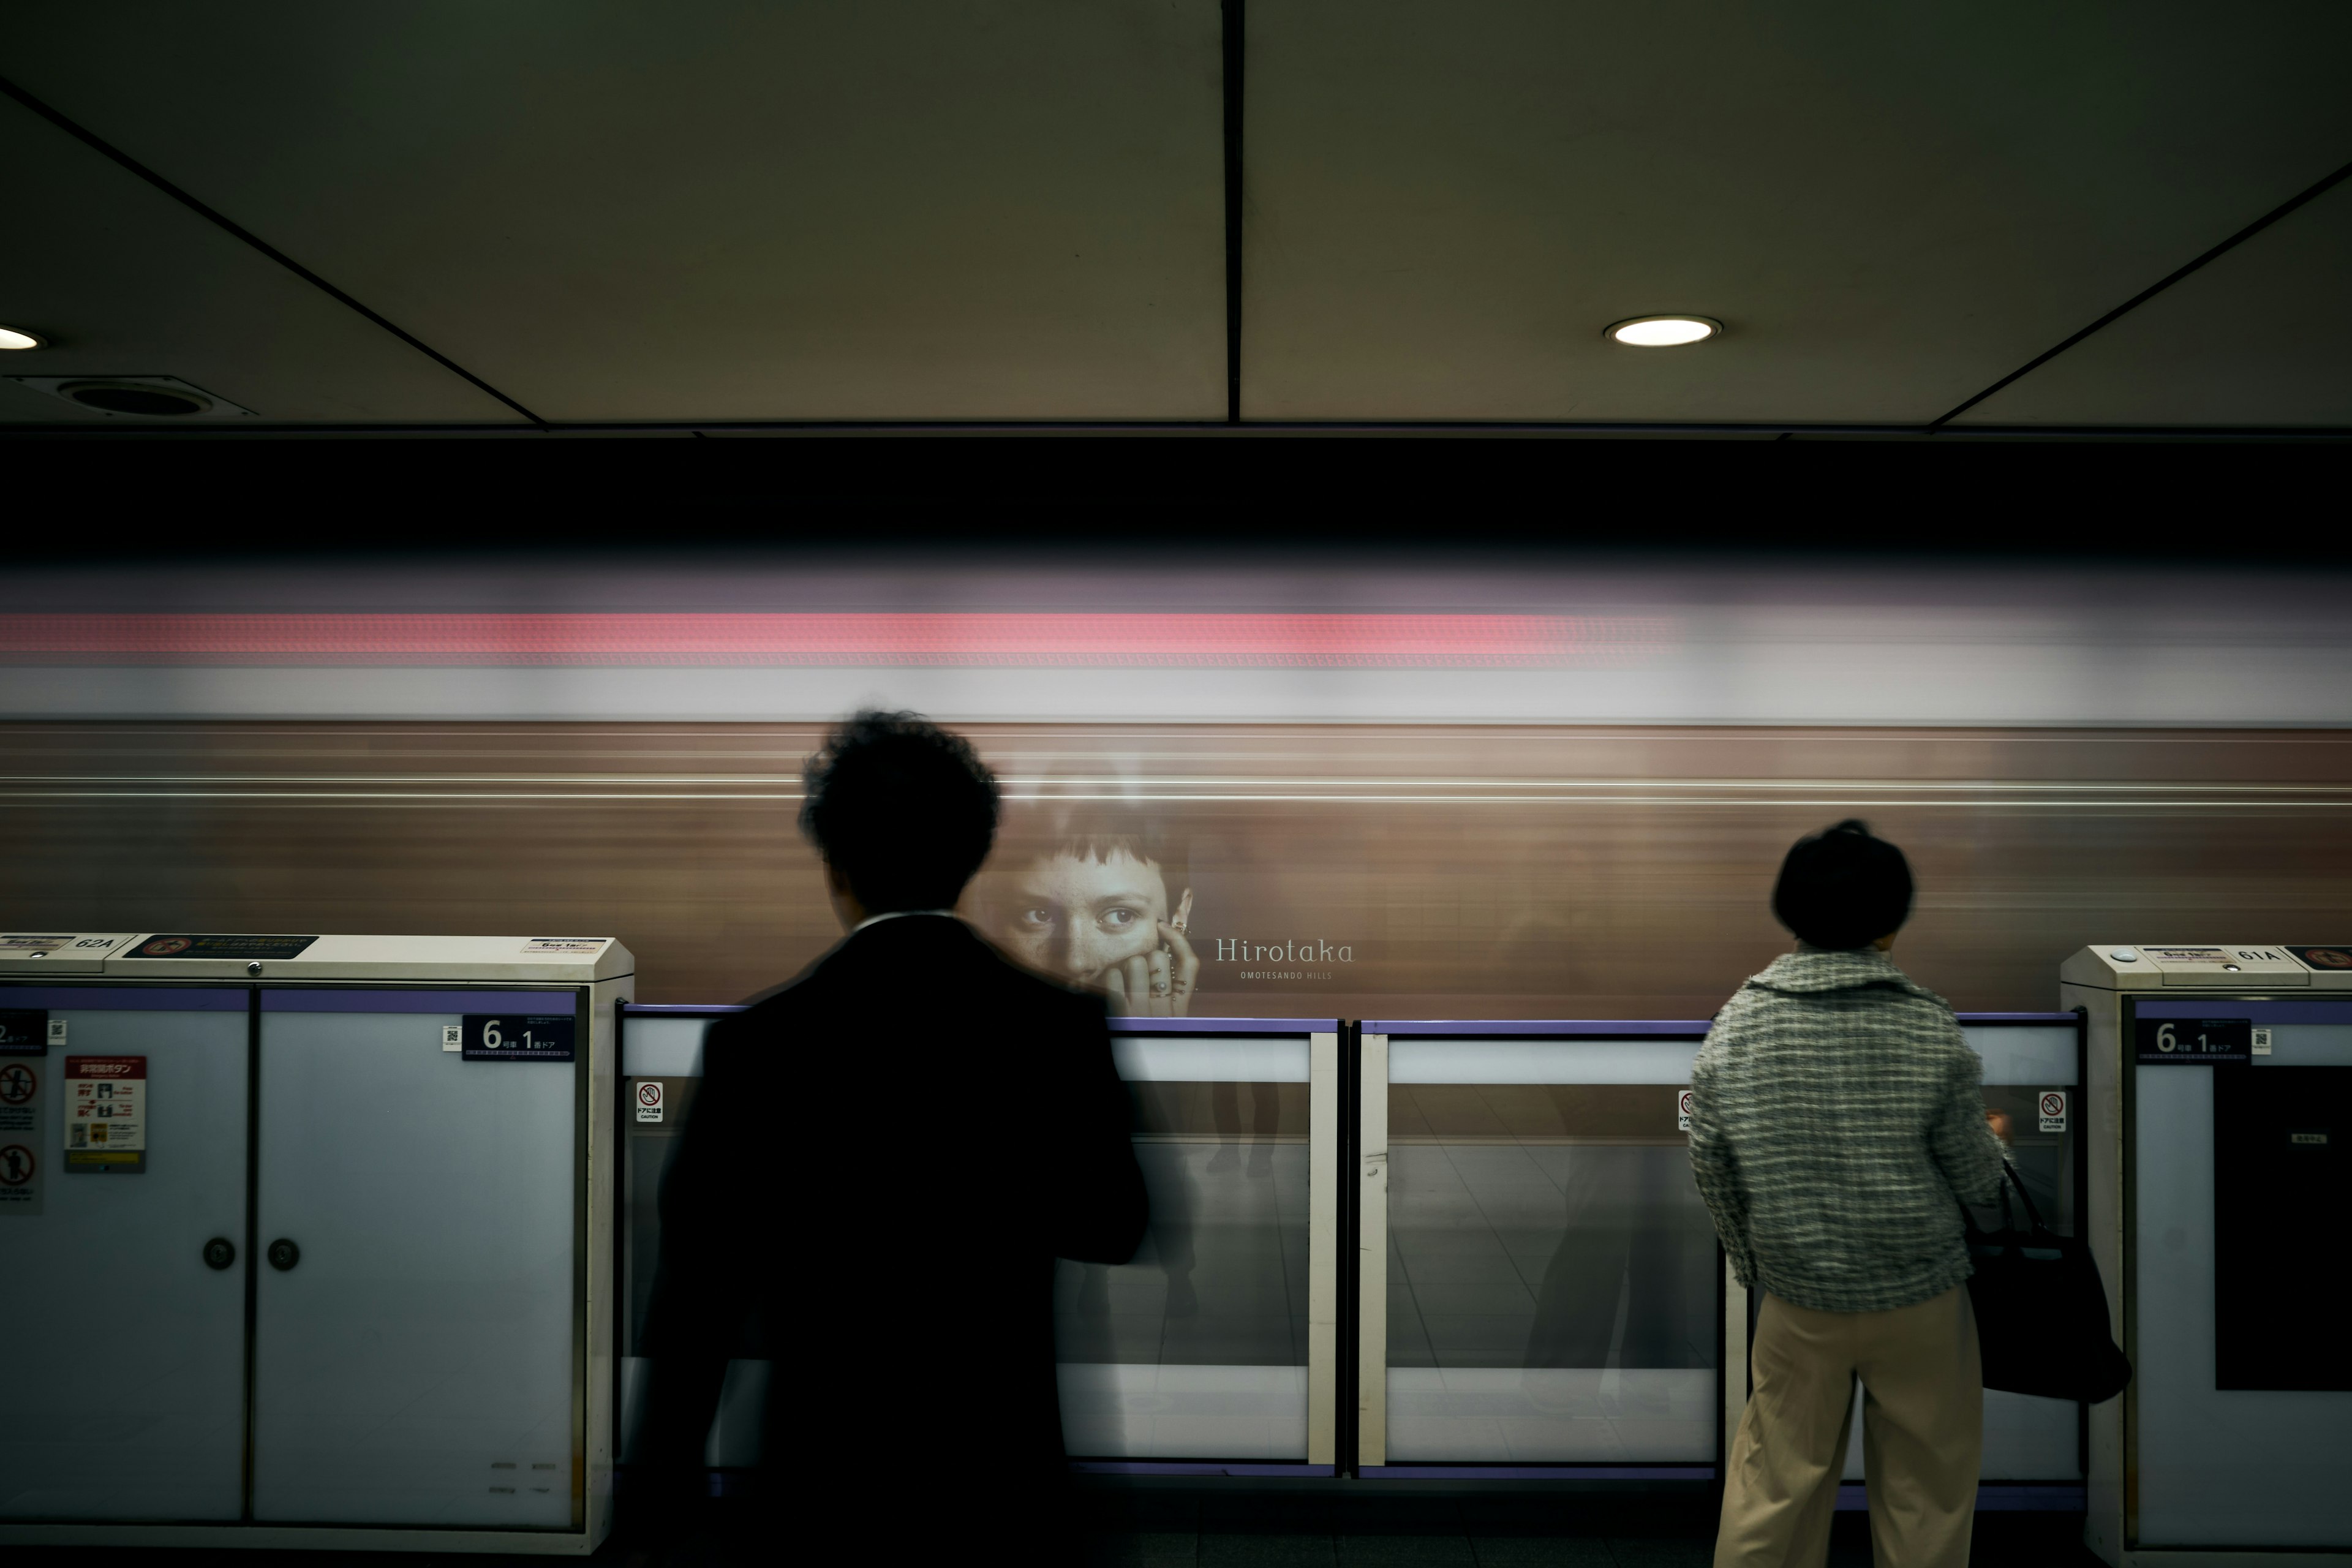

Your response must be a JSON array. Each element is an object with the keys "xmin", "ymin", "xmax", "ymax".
[
  {"xmin": 1, "ymin": 1056, "xmax": 40, "ymax": 1215},
  {"xmin": 636, "ymin": 1081, "xmax": 663, "ymax": 1124},
  {"xmin": 1676, "ymin": 1088, "xmax": 1694, "ymax": 1133},
  {"xmin": 2038, "ymin": 1091, "xmax": 2068, "ymax": 1134},
  {"xmin": 66, "ymin": 1056, "xmax": 146, "ymax": 1174}
]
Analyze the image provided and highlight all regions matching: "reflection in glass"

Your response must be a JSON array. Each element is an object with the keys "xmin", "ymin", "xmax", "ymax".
[
  {"xmin": 1385, "ymin": 1082, "xmax": 1716, "ymax": 1462},
  {"xmin": 1054, "ymin": 1076, "xmax": 1311, "ymax": 1460}
]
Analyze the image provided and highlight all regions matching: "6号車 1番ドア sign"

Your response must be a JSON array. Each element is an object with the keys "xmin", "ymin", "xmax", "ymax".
[
  {"xmin": 2135, "ymin": 1018, "xmax": 2251, "ymax": 1065},
  {"xmin": 459, "ymin": 1014, "xmax": 576, "ymax": 1062}
]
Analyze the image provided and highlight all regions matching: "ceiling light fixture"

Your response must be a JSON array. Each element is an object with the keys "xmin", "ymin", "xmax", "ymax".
[
  {"xmin": 1605, "ymin": 315, "xmax": 1721, "ymax": 347},
  {"xmin": 0, "ymin": 325, "xmax": 46, "ymax": 351}
]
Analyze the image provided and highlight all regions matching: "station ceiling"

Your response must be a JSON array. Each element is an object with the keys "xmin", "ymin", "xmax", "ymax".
[{"xmin": 2, "ymin": 2, "xmax": 2348, "ymax": 434}]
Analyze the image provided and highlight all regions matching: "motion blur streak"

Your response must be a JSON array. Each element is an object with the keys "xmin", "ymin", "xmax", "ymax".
[
  {"xmin": 2, "ymin": 551, "xmax": 2347, "ymax": 1015},
  {"xmin": 0, "ymin": 612, "xmax": 1665, "ymax": 666},
  {"xmin": 3, "ymin": 724, "xmax": 2348, "ymax": 1017},
  {"xmin": 7, "ymin": 554, "xmax": 2351, "ymax": 724}
]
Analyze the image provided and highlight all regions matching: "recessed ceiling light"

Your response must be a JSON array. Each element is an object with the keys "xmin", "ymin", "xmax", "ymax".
[
  {"xmin": 1605, "ymin": 315, "xmax": 1722, "ymax": 347},
  {"xmin": 0, "ymin": 325, "xmax": 46, "ymax": 351}
]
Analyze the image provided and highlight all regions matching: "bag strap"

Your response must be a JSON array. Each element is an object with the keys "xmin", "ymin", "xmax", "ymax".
[
  {"xmin": 2000, "ymin": 1159, "xmax": 2055, "ymax": 1237},
  {"xmin": 1959, "ymin": 1160, "xmax": 2049, "ymax": 1241}
]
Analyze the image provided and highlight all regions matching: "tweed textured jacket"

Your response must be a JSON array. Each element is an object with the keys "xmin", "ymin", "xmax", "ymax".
[{"xmin": 1688, "ymin": 948, "xmax": 2007, "ymax": 1313}]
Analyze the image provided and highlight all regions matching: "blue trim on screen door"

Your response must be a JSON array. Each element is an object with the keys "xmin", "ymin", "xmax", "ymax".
[
  {"xmin": 1360, "ymin": 1464, "xmax": 1713, "ymax": 1480},
  {"xmin": 1109, "ymin": 1016, "xmax": 1338, "ymax": 1034},
  {"xmin": 0, "ymin": 985, "xmax": 249, "ymax": 1010},
  {"xmin": 2134, "ymin": 999, "xmax": 2352, "ymax": 1023},
  {"xmin": 1368, "ymin": 1019, "xmax": 1711, "ymax": 1036},
  {"xmin": 260, "ymin": 989, "xmax": 579, "ymax": 1013}
]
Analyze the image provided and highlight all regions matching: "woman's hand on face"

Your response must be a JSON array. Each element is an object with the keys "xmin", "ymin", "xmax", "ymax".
[
  {"xmin": 1101, "ymin": 952, "xmax": 1163, "ymax": 1017},
  {"xmin": 1099, "ymin": 925, "xmax": 1199, "ymax": 1018},
  {"xmin": 1160, "ymin": 921, "xmax": 1199, "ymax": 1018}
]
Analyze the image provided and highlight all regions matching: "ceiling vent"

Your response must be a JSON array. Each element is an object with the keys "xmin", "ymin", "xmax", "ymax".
[{"xmin": 7, "ymin": 374, "xmax": 257, "ymax": 418}]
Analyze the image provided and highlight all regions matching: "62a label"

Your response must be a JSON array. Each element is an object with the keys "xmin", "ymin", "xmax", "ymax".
[
  {"xmin": 2136, "ymin": 1017, "xmax": 2250, "ymax": 1065},
  {"xmin": 459, "ymin": 1013, "xmax": 576, "ymax": 1062}
]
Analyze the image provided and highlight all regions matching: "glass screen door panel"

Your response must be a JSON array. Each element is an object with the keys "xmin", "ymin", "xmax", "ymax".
[
  {"xmin": 0, "ymin": 989, "xmax": 247, "ymax": 1521},
  {"xmin": 616, "ymin": 1008, "xmax": 767, "ymax": 1469},
  {"xmin": 252, "ymin": 992, "xmax": 578, "ymax": 1528},
  {"xmin": 2131, "ymin": 1009, "xmax": 2352, "ymax": 1547},
  {"xmin": 1384, "ymin": 1038, "xmax": 1716, "ymax": 1464},
  {"xmin": 1829, "ymin": 1019, "xmax": 2085, "ymax": 1482},
  {"xmin": 1055, "ymin": 1032, "xmax": 1315, "ymax": 1461}
]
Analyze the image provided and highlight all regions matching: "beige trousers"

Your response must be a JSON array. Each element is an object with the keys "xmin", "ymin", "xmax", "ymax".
[{"xmin": 1715, "ymin": 1285, "xmax": 1982, "ymax": 1568}]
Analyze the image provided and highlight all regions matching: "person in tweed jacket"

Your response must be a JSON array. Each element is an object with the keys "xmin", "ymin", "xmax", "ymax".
[{"xmin": 1691, "ymin": 820, "xmax": 2011, "ymax": 1568}]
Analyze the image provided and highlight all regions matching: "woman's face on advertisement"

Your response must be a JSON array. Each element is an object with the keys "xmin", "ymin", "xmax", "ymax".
[{"xmin": 998, "ymin": 849, "xmax": 1191, "ymax": 987}]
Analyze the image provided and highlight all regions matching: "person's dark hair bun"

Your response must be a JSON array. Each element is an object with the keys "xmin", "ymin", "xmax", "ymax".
[
  {"xmin": 1770, "ymin": 818, "xmax": 1913, "ymax": 951},
  {"xmin": 799, "ymin": 710, "xmax": 1000, "ymax": 912}
]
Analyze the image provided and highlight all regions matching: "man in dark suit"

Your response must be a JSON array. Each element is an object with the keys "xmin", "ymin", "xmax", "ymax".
[{"xmin": 636, "ymin": 710, "xmax": 1148, "ymax": 1558}]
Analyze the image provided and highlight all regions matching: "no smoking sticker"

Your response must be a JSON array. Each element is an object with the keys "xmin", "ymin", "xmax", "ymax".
[
  {"xmin": 2038, "ymin": 1091, "xmax": 2068, "ymax": 1134},
  {"xmin": 636, "ymin": 1081, "xmax": 664, "ymax": 1124}
]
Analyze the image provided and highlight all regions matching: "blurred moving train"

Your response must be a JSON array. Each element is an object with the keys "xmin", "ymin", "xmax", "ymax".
[{"xmin": 3, "ymin": 549, "xmax": 2350, "ymax": 1018}]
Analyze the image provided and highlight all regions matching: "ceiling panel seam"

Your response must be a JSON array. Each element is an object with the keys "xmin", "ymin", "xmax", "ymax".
[
  {"xmin": 0, "ymin": 72, "xmax": 546, "ymax": 429},
  {"xmin": 1223, "ymin": 0, "xmax": 1245, "ymax": 425},
  {"xmin": 1928, "ymin": 153, "xmax": 2352, "ymax": 431}
]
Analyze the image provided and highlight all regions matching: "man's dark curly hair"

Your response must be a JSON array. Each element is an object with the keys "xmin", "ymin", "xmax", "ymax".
[{"xmin": 799, "ymin": 710, "xmax": 1000, "ymax": 912}]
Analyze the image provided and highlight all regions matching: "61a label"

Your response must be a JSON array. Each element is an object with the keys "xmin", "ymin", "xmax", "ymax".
[
  {"xmin": 2136, "ymin": 1017, "xmax": 2250, "ymax": 1064},
  {"xmin": 459, "ymin": 1014, "xmax": 576, "ymax": 1062}
]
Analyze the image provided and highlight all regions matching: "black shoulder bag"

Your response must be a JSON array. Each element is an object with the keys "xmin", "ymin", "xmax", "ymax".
[{"xmin": 1962, "ymin": 1163, "xmax": 2132, "ymax": 1404}]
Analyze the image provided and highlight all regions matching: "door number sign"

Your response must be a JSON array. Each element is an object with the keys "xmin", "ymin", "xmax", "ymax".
[
  {"xmin": 2136, "ymin": 1017, "xmax": 2252, "ymax": 1063},
  {"xmin": 458, "ymin": 1013, "xmax": 576, "ymax": 1062}
]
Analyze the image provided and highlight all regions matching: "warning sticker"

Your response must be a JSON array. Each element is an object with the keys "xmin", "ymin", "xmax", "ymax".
[
  {"xmin": 1675, "ymin": 1088, "xmax": 1694, "ymax": 1133},
  {"xmin": 2038, "ymin": 1090, "xmax": 2068, "ymax": 1133},
  {"xmin": 0, "ymin": 935, "xmax": 77, "ymax": 951},
  {"xmin": 0, "ymin": 1142, "xmax": 36, "ymax": 1215},
  {"xmin": 0, "ymin": 1057, "xmax": 40, "ymax": 1215},
  {"xmin": 521, "ymin": 938, "xmax": 607, "ymax": 955},
  {"xmin": 65, "ymin": 1056, "xmax": 146, "ymax": 1174},
  {"xmin": 636, "ymin": 1080, "xmax": 664, "ymax": 1124}
]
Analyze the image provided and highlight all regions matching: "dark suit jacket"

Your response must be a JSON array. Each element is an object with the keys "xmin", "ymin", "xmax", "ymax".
[{"xmin": 636, "ymin": 914, "xmax": 1147, "ymax": 1523}]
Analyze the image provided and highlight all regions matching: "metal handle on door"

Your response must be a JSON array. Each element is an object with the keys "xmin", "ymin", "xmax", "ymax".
[
  {"xmin": 202, "ymin": 1237, "xmax": 236, "ymax": 1270},
  {"xmin": 266, "ymin": 1238, "xmax": 301, "ymax": 1272}
]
